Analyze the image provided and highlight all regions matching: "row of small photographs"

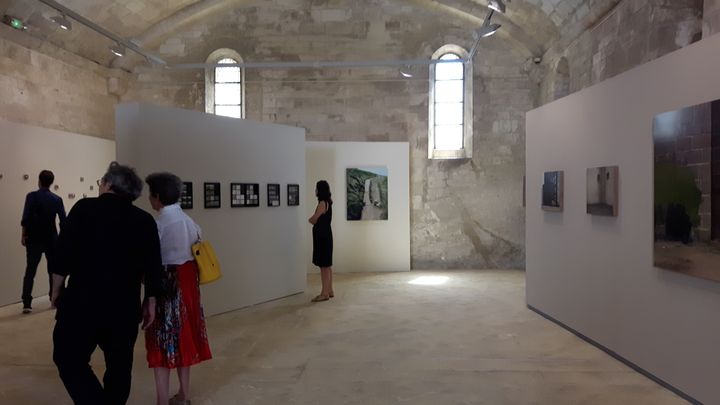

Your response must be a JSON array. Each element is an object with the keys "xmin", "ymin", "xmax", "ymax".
[
  {"xmin": 180, "ymin": 182, "xmax": 299, "ymax": 209},
  {"xmin": 538, "ymin": 166, "xmax": 619, "ymax": 217}
]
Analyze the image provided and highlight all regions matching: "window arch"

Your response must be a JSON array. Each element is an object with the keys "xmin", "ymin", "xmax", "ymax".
[
  {"xmin": 205, "ymin": 49, "xmax": 245, "ymax": 119},
  {"xmin": 428, "ymin": 45, "xmax": 473, "ymax": 159}
]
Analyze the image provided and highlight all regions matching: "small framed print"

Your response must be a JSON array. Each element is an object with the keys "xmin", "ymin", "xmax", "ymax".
[
  {"xmin": 267, "ymin": 184, "xmax": 281, "ymax": 207},
  {"xmin": 204, "ymin": 182, "xmax": 221, "ymax": 209},
  {"xmin": 287, "ymin": 184, "xmax": 300, "ymax": 206},
  {"xmin": 180, "ymin": 182, "xmax": 193, "ymax": 209},
  {"xmin": 231, "ymin": 183, "xmax": 260, "ymax": 207}
]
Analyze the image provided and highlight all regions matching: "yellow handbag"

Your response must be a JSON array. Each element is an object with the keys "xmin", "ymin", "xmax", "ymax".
[{"xmin": 192, "ymin": 239, "xmax": 222, "ymax": 285}]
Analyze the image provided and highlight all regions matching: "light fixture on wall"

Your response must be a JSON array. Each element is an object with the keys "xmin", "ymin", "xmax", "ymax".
[
  {"xmin": 50, "ymin": 14, "xmax": 71, "ymax": 30},
  {"xmin": 110, "ymin": 43, "xmax": 126, "ymax": 57},
  {"xmin": 475, "ymin": 23, "xmax": 501, "ymax": 38},
  {"xmin": 399, "ymin": 65, "xmax": 414, "ymax": 78},
  {"xmin": 488, "ymin": 0, "xmax": 509, "ymax": 14},
  {"xmin": 2, "ymin": 14, "xmax": 28, "ymax": 30}
]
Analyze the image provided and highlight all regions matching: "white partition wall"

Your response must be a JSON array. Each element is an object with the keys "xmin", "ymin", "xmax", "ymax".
[
  {"xmin": 116, "ymin": 103, "xmax": 306, "ymax": 316},
  {"xmin": 306, "ymin": 142, "xmax": 410, "ymax": 273},
  {"xmin": 526, "ymin": 34, "xmax": 720, "ymax": 404},
  {"xmin": 0, "ymin": 119, "xmax": 115, "ymax": 307}
]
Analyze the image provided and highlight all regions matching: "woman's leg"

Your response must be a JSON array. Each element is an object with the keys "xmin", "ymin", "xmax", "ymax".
[
  {"xmin": 153, "ymin": 367, "xmax": 171, "ymax": 405},
  {"xmin": 175, "ymin": 367, "xmax": 191, "ymax": 400}
]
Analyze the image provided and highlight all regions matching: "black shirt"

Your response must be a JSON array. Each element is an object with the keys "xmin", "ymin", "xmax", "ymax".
[
  {"xmin": 54, "ymin": 193, "xmax": 163, "ymax": 323},
  {"xmin": 21, "ymin": 188, "xmax": 66, "ymax": 244}
]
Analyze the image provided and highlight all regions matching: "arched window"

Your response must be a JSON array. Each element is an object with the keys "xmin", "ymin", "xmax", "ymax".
[
  {"xmin": 428, "ymin": 45, "xmax": 473, "ymax": 159},
  {"xmin": 205, "ymin": 49, "xmax": 245, "ymax": 119}
]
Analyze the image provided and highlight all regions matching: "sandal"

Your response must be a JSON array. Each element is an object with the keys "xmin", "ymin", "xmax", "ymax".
[{"xmin": 311, "ymin": 295, "xmax": 330, "ymax": 302}]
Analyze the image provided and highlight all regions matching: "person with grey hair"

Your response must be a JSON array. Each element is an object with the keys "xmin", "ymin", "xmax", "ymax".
[
  {"xmin": 144, "ymin": 172, "xmax": 211, "ymax": 405},
  {"xmin": 51, "ymin": 162, "xmax": 163, "ymax": 405}
]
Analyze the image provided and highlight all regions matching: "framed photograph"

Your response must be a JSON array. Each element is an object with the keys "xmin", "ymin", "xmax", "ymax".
[
  {"xmin": 287, "ymin": 184, "xmax": 300, "ymax": 206},
  {"xmin": 653, "ymin": 99, "xmax": 720, "ymax": 282},
  {"xmin": 586, "ymin": 166, "xmax": 618, "ymax": 216},
  {"xmin": 267, "ymin": 183, "xmax": 281, "ymax": 207},
  {"xmin": 231, "ymin": 183, "xmax": 260, "ymax": 207},
  {"xmin": 541, "ymin": 171, "xmax": 563, "ymax": 212},
  {"xmin": 180, "ymin": 182, "xmax": 193, "ymax": 210},
  {"xmin": 203, "ymin": 182, "xmax": 221, "ymax": 209},
  {"xmin": 346, "ymin": 167, "xmax": 388, "ymax": 221}
]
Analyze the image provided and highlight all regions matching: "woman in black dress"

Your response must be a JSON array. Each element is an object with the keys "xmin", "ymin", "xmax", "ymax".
[{"xmin": 309, "ymin": 180, "xmax": 334, "ymax": 302}]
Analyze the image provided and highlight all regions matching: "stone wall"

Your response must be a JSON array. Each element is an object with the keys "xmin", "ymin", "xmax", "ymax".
[
  {"xmin": 0, "ymin": 25, "xmax": 128, "ymax": 139},
  {"xmin": 124, "ymin": 1, "xmax": 532, "ymax": 269},
  {"xmin": 706, "ymin": 0, "xmax": 720, "ymax": 36},
  {"xmin": 539, "ymin": 0, "xmax": 703, "ymax": 105}
]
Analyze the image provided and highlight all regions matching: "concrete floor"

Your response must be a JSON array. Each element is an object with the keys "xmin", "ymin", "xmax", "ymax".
[{"xmin": 0, "ymin": 270, "xmax": 686, "ymax": 404}]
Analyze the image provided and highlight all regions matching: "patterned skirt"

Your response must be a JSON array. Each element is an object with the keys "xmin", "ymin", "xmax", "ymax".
[{"xmin": 145, "ymin": 260, "xmax": 212, "ymax": 369}]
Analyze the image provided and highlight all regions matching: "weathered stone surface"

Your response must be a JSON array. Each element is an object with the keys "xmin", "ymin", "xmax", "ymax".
[{"xmin": 538, "ymin": 0, "xmax": 703, "ymax": 105}]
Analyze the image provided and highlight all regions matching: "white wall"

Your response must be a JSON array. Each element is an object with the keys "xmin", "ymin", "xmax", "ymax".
[
  {"xmin": 0, "ymin": 119, "xmax": 115, "ymax": 307},
  {"xmin": 306, "ymin": 142, "xmax": 410, "ymax": 273},
  {"xmin": 116, "ymin": 103, "xmax": 306, "ymax": 316},
  {"xmin": 526, "ymin": 33, "xmax": 720, "ymax": 404}
]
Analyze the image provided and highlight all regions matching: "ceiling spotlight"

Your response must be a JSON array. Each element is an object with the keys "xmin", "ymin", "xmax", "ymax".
[
  {"xmin": 110, "ymin": 43, "xmax": 126, "ymax": 57},
  {"xmin": 50, "ymin": 14, "xmax": 72, "ymax": 31},
  {"xmin": 399, "ymin": 65, "xmax": 413, "ymax": 78},
  {"xmin": 475, "ymin": 23, "xmax": 501, "ymax": 38},
  {"xmin": 488, "ymin": 0, "xmax": 507, "ymax": 14}
]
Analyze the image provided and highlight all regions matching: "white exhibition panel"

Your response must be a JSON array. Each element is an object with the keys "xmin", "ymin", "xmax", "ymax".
[
  {"xmin": 305, "ymin": 141, "xmax": 410, "ymax": 273},
  {"xmin": 116, "ymin": 103, "xmax": 306, "ymax": 316},
  {"xmin": 526, "ymin": 33, "xmax": 720, "ymax": 403},
  {"xmin": 0, "ymin": 119, "xmax": 115, "ymax": 307}
]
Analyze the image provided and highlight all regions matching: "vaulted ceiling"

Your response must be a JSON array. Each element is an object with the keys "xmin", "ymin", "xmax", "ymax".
[{"xmin": 1, "ymin": 0, "xmax": 621, "ymax": 69}]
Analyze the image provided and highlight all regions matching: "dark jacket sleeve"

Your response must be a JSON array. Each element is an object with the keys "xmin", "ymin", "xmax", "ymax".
[
  {"xmin": 57, "ymin": 197, "xmax": 67, "ymax": 231},
  {"xmin": 20, "ymin": 193, "xmax": 33, "ymax": 227},
  {"xmin": 54, "ymin": 199, "xmax": 84, "ymax": 277},
  {"xmin": 142, "ymin": 215, "xmax": 164, "ymax": 300}
]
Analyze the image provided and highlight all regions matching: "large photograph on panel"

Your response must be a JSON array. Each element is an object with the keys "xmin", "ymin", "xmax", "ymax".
[
  {"xmin": 347, "ymin": 167, "xmax": 388, "ymax": 221},
  {"xmin": 653, "ymin": 99, "xmax": 720, "ymax": 282}
]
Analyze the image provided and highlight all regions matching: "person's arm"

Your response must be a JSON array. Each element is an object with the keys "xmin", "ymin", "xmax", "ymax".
[
  {"xmin": 308, "ymin": 202, "xmax": 326, "ymax": 225},
  {"xmin": 50, "ymin": 200, "xmax": 83, "ymax": 305},
  {"xmin": 20, "ymin": 193, "xmax": 32, "ymax": 246},
  {"xmin": 141, "ymin": 217, "xmax": 163, "ymax": 329},
  {"xmin": 57, "ymin": 198, "xmax": 67, "ymax": 231}
]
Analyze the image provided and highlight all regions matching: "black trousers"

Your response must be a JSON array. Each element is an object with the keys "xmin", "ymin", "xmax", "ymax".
[
  {"xmin": 21, "ymin": 242, "xmax": 55, "ymax": 308},
  {"xmin": 53, "ymin": 315, "xmax": 139, "ymax": 405}
]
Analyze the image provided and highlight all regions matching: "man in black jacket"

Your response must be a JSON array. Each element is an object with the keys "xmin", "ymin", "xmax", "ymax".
[
  {"xmin": 20, "ymin": 169, "xmax": 66, "ymax": 313},
  {"xmin": 51, "ymin": 162, "xmax": 163, "ymax": 405}
]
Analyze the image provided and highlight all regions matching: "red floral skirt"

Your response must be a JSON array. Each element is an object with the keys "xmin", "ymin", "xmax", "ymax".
[{"xmin": 145, "ymin": 260, "xmax": 212, "ymax": 368}]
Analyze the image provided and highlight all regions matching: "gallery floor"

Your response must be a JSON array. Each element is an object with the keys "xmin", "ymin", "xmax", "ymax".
[{"xmin": 0, "ymin": 270, "xmax": 685, "ymax": 404}]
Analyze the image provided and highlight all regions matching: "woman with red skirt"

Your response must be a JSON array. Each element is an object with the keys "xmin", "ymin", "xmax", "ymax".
[{"xmin": 144, "ymin": 173, "xmax": 212, "ymax": 405}]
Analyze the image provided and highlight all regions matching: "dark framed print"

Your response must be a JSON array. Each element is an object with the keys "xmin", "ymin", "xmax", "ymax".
[
  {"xmin": 180, "ymin": 182, "xmax": 193, "ymax": 209},
  {"xmin": 231, "ymin": 183, "xmax": 260, "ymax": 207},
  {"xmin": 267, "ymin": 183, "xmax": 281, "ymax": 207},
  {"xmin": 204, "ymin": 182, "xmax": 221, "ymax": 209},
  {"xmin": 287, "ymin": 184, "xmax": 300, "ymax": 206}
]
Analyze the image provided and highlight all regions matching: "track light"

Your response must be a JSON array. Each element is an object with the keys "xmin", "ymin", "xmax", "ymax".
[
  {"xmin": 475, "ymin": 23, "xmax": 501, "ymax": 38},
  {"xmin": 50, "ymin": 14, "xmax": 71, "ymax": 30},
  {"xmin": 110, "ymin": 43, "xmax": 125, "ymax": 57},
  {"xmin": 488, "ymin": 0, "xmax": 507, "ymax": 14},
  {"xmin": 399, "ymin": 65, "xmax": 413, "ymax": 78}
]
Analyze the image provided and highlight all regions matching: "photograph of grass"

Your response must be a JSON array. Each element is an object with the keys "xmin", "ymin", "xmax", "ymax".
[
  {"xmin": 653, "ymin": 98, "xmax": 720, "ymax": 282},
  {"xmin": 347, "ymin": 167, "xmax": 388, "ymax": 221},
  {"xmin": 587, "ymin": 166, "xmax": 619, "ymax": 216},
  {"xmin": 541, "ymin": 171, "xmax": 563, "ymax": 212}
]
